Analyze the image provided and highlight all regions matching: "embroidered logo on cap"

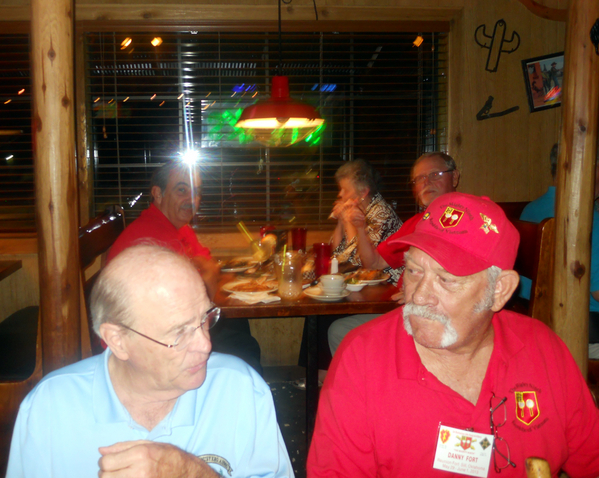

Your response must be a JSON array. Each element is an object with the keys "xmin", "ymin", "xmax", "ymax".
[
  {"xmin": 439, "ymin": 207, "xmax": 464, "ymax": 229},
  {"xmin": 515, "ymin": 391, "xmax": 540, "ymax": 425},
  {"xmin": 480, "ymin": 213, "xmax": 499, "ymax": 234}
]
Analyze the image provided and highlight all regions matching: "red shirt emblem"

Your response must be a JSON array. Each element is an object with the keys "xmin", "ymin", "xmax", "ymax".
[{"xmin": 515, "ymin": 391, "xmax": 540, "ymax": 425}]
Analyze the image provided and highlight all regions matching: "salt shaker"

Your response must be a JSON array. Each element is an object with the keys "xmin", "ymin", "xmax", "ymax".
[{"xmin": 330, "ymin": 257, "xmax": 339, "ymax": 274}]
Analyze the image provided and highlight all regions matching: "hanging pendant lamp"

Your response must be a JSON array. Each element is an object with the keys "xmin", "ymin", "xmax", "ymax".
[{"xmin": 235, "ymin": 0, "xmax": 324, "ymax": 147}]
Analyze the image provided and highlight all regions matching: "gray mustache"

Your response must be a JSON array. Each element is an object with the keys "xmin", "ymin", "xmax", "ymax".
[{"xmin": 403, "ymin": 303, "xmax": 450, "ymax": 325}]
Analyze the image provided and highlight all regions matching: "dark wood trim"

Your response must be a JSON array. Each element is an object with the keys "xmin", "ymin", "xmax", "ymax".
[{"xmin": 76, "ymin": 20, "xmax": 451, "ymax": 34}]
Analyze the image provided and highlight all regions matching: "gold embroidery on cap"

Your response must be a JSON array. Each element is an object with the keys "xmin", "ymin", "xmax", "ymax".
[{"xmin": 480, "ymin": 213, "xmax": 499, "ymax": 234}]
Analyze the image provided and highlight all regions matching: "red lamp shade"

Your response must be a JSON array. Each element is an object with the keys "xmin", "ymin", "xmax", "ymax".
[{"xmin": 236, "ymin": 76, "xmax": 324, "ymax": 146}]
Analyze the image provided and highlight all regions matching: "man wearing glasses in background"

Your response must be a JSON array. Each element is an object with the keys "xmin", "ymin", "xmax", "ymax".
[
  {"xmin": 327, "ymin": 152, "xmax": 460, "ymax": 355},
  {"xmin": 7, "ymin": 245, "xmax": 293, "ymax": 478},
  {"xmin": 308, "ymin": 193, "xmax": 599, "ymax": 477}
]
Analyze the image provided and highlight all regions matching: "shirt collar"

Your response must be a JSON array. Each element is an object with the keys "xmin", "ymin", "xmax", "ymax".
[{"xmin": 394, "ymin": 308, "xmax": 526, "ymax": 381}]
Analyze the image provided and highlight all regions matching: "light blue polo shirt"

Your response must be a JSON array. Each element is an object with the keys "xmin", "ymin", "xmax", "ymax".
[{"xmin": 7, "ymin": 350, "xmax": 293, "ymax": 478}]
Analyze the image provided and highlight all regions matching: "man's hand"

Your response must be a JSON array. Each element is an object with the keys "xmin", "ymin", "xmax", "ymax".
[
  {"xmin": 391, "ymin": 289, "xmax": 405, "ymax": 304},
  {"xmin": 98, "ymin": 440, "xmax": 219, "ymax": 478}
]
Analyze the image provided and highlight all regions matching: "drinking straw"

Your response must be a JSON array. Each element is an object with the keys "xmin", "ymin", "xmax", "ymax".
[
  {"xmin": 236, "ymin": 221, "xmax": 254, "ymax": 244},
  {"xmin": 281, "ymin": 244, "xmax": 287, "ymax": 273}
]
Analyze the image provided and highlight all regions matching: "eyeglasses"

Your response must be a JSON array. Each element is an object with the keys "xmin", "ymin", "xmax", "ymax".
[
  {"xmin": 490, "ymin": 393, "xmax": 517, "ymax": 473},
  {"xmin": 120, "ymin": 305, "xmax": 220, "ymax": 350},
  {"xmin": 410, "ymin": 169, "xmax": 454, "ymax": 186}
]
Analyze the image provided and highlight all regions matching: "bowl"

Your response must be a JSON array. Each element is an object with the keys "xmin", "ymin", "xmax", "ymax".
[{"xmin": 346, "ymin": 282, "xmax": 366, "ymax": 292}]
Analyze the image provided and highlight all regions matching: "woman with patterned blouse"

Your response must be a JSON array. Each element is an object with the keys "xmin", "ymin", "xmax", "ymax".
[{"xmin": 330, "ymin": 159, "xmax": 402, "ymax": 274}]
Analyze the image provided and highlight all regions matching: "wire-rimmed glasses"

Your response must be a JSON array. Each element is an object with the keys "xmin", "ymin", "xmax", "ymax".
[
  {"xmin": 490, "ymin": 393, "xmax": 517, "ymax": 473},
  {"xmin": 409, "ymin": 169, "xmax": 454, "ymax": 187},
  {"xmin": 120, "ymin": 305, "xmax": 220, "ymax": 350}
]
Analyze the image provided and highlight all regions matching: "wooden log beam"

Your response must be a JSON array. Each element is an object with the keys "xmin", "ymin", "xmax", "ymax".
[
  {"xmin": 31, "ymin": 0, "xmax": 81, "ymax": 373},
  {"xmin": 553, "ymin": 0, "xmax": 599, "ymax": 374},
  {"xmin": 516, "ymin": 0, "xmax": 567, "ymax": 22}
]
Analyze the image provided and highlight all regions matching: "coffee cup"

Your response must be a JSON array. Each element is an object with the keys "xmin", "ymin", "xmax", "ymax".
[{"xmin": 320, "ymin": 274, "xmax": 345, "ymax": 295}]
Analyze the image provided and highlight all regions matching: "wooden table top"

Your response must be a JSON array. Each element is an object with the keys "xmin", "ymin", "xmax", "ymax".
[
  {"xmin": 214, "ymin": 272, "xmax": 400, "ymax": 319},
  {"xmin": 0, "ymin": 260, "xmax": 22, "ymax": 282}
]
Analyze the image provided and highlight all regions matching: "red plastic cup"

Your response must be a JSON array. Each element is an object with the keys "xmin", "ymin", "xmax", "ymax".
[
  {"xmin": 260, "ymin": 225, "xmax": 276, "ymax": 238},
  {"xmin": 291, "ymin": 227, "xmax": 307, "ymax": 252},
  {"xmin": 313, "ymin": 242, "xmax": 332, "ymax": 278}
]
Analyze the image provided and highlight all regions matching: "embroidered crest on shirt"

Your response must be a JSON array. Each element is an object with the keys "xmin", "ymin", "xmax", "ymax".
[
  {"xmin": 515, "ymin": 391, "xmax": 540, "ymax": 425},
  {"xmin": 439, "ymin": 428, "xmax": 451, "ymax": 443},
  {"xmin": 480, "ymin": 213, "xmax": 499, "ymax": 234},
  {"xmin": 198, "ymin": 455, "xmax": 233, "ymax": 476},
  {"xmin": 439, "ymin": 207, "xmax": 464, "ymax": 228}
]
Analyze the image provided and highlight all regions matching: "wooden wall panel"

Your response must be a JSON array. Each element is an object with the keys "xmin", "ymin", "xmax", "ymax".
[
  {"xmin": 450, "ymin": 0, "xmax": 566, "ymax": 203},
  {"xmin": 249, "ymin": 317, "xmax": 304, "ymax": 367},
  {"xmin": 0, "ymin": 255, "xmax": 39, "ymax": 323}
]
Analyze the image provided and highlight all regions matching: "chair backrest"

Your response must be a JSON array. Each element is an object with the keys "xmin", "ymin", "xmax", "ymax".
[
  {"xmin": 509, "ymin": 217, "xmax": 555, "ymax": 329},
  {"xmin": 78, "ymin": 205, "xmax": 125, "ymax": 355},
  {"xmin": 497, "ymin": 201, "xmax": 530, "ymax": 222}
]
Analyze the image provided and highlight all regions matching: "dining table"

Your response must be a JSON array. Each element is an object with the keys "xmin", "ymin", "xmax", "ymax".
[{"xmin": 213, "ymin": 270, "xmax": 400, "ymax": 445}]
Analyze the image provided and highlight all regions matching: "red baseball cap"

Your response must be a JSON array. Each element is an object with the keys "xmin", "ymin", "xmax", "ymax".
[{"xmin": 394, "ymin": 192, "xmax": 520, "ymax": 276}]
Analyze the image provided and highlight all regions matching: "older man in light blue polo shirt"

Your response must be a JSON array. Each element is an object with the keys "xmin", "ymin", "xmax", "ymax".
[{"xmin": 7, "ymin": 245, "xmax": 293, "ymax": 478}]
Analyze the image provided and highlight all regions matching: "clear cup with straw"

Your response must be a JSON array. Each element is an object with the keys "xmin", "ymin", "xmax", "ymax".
[{"xmin": 274, "ymin": 247, "xmax": 305, "ymax": 300}]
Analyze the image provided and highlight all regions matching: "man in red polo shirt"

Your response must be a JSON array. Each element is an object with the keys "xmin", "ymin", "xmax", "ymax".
[
  {"xmin": 327, "ymin": 152, "xmax": 460, "ymax": 355},
  {"xmin": 309, "ymin": 193, "xmax": 599, "ymax": 477},
  {"xmin": 108, "ymin": 161, "xmax": 262, "ymax": 375}
]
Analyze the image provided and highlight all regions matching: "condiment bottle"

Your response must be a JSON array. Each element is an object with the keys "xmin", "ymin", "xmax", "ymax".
[{"xmin": 330, "ymin": 257, "xmax": 339, "ymax": 274}]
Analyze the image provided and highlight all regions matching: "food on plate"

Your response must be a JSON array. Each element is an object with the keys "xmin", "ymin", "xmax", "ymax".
[
  {"xmin": 221, "ymin": 258, "xmax": 254, "ymax": 270},
  {"xmin": 229, "ymin": 279, "xmax": 277, "ymax": 292},
  {"xmin": 345, "ymin": 269, "xmax": 388, "ymax": 282}
]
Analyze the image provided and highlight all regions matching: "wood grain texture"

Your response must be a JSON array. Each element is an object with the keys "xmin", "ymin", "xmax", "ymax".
[
  {"xmin": 31, "ymin": 0, "xmax": 82, "ymax": 373},
  {"xmin": 450, "ymin": 0, "xmax": 565, "ymax": 205},
  {"xmin": 249, "ymin": 317, "xmax": 304, "ymax": 367},
  {"xmin": 553, "ymin": 0, "xmax": 599, "ymax": 374},
  {"xmin": 0, "ymin": 255, "xmax": 39, "ymax": 323}
]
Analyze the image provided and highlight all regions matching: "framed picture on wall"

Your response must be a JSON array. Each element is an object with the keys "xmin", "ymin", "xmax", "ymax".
[{"xmin": 522, "ymin": 52, "xmax": 564, "ymax": 112}]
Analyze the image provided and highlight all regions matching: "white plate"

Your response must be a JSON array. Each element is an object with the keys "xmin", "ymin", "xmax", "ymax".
[
  {"xmin": 304, "ymin": 286, "xmax": 350, "ymax": 302},
  {"xmin": 222, "ymin": 280, "xmax": 278, "ymax": 294},
  {"xmin": 345, "ymin": 271, "xmax": 390, "ymax": 285},
  {"xmin": 220, "ymin": 257, "xmax": 258, "ymax": 273}
]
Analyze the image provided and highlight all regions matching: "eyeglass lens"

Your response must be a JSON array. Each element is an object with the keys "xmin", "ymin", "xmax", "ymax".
[
  {"xmin": 174, "ymin": 307, "xmax": 220, "ymax": 349},
  {"xmin": 411, "ymin": 170, "xmax": 452, "ymax": 186}
]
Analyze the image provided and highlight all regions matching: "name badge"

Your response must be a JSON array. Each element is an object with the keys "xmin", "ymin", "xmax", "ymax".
[{"xmin": 432, "ymin": 425, "xmax": 494, "ymax": 477}]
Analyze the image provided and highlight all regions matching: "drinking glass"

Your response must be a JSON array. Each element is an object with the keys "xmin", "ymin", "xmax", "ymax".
[
  {"xmin": 291, "ymin": 227, "xmax": 307, "ymax": 252},
  {"xmin": 274, "ymin": 251, "xmax": 305, "ymax": 300},
  {"xmin": 313, "ymin": 243, "xmax": 332, "ymax": 278}
]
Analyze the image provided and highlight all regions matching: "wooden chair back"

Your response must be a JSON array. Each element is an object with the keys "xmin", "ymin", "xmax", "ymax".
[
  {"xmin": 508, "ymin": 218, "xmax": 555, "ymax": 329},
  {"xmin": 497, "ymin": 201, "xmax": 530, "ymax": 222},
  {"xmin": 78, "ymin": 205, "xmax": 125, "ymax": 355}
]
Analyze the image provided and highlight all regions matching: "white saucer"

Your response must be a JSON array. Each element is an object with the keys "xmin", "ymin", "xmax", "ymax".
[{"xmin": 304, "ymin": 286, "xmax": 350, "ymax": 302}]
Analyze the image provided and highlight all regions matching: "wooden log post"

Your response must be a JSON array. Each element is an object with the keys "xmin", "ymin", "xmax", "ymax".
[
  {"xmin": 31, "ymin": 0, "xmax": 81, "ymax": 373},
  {"xmin": 553, "ymin": 0, "xmax": 599, "ymax": 374}
]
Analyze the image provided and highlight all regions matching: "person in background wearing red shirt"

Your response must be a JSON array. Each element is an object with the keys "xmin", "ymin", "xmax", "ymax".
[
  {"xmin": 308, "ymin": 193, "xmax": 599, "ymax": 477},
  {"xmin": 107, "ymin": 161, "xmax": 262, "ymax": 375},
  {"xmin": 327, "ymin": 152, "xmax": 460, "ymax": 356}
]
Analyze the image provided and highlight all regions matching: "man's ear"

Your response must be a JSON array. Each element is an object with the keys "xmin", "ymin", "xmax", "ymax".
[
  {"xmin": 151, "ymin": 185, "xmax": 163, "ymax": 206},
  {"xmin": 491, "ymin": 270, "xmax": 520, "ymax": 312},
  {"xmin": 99, "ymin": 323, "xmax": 130, "ymax": 361},
  {"xmin": 452, "ymin": 170, "xmax": 460, "ymax": 189}
]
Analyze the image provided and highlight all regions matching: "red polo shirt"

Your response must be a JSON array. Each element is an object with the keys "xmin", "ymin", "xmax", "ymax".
[{"xmin": 107, "ymin": 203, "xmax": 211, "ymax": 263}]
